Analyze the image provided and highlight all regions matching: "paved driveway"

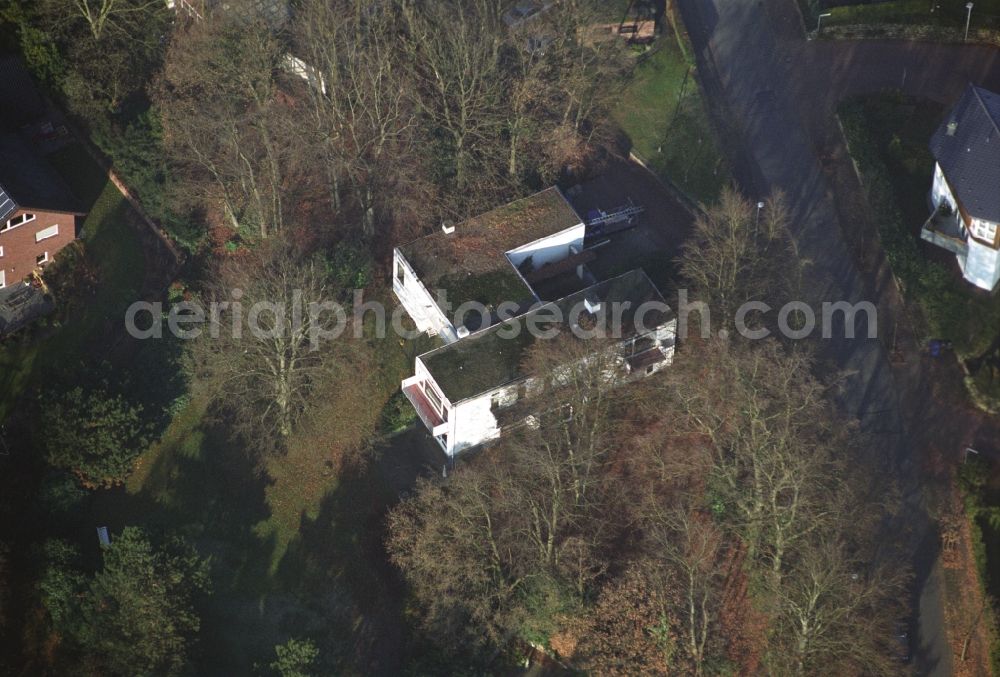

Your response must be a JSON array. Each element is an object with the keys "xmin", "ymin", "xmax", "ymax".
[
  {"xmin": 675, "ymin": 1, "xmax": 1000, "ymax": 674},
  {"xmin": 569, "ymin": 156, "xmax": 696, "ymax": 285}
]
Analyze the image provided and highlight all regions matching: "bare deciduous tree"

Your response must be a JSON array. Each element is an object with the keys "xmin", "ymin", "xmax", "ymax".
[
  {"xmin": 190, "ymin": 245, "xmax": 361, "ymax": 454},
  {"xmin": 642, "ymin": 505, "xmax": 724, "ymax": 676},
  {"xmin": 766, "ymin": 536, "xmax": 907, "ymax": 677},
  {"xmin": 294, "ymin": 0, "xmax": 419, "ymax": 238},
  {"xmin": 386, "ymin": 464, "xmax": 531, "ymax": 652},
  {"xmin": 655, "ymin": 339, "xmax": 845, "ymax": 580},
  {"xmin": 543, "ymin": 0, "xmax": 632, "ymax": 139},
  {"xmin": 43, "ymin": 0, "xmax": 166, "ymax": 42},
  {"xmin": 401, "ymin": 0, "xmax": 509, "ymax": 198},
  {"xmin": 572, "ymin": 564, "xmax": 678, "ymax": 675},
  {"xmin": 156, "ymin": 14, "xmax": 291, "ymax": 238},
  {"xmin": 38, "ymin": 0, "xmax": 170, "ymax": 116},
  {"xmin": 679, "ymin": 189, "xmax": 799, "ymax": 325}
]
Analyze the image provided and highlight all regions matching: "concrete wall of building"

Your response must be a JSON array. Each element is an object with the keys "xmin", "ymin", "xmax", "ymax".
[
  {"xmin": 964, "ymin": 238, "xmax": 1000, "ymax": 291},
  {"xmin": 0, "ymin": 208, "xmax": 76, "ymax": 288},
  {"xmin": 392, "ymin": 248, "xmax": 457, "ymax": 341},
  {"xmin": 931, "ymin": 163, "xmax": 958, "ymax": 216},
  {"xmin": 505, "ymin": 223, "xmax": 585, "ymax": 272},
  {"xmin": 406, "ymin": 317, "xmax": 679, "ymax": 457},
  {"xmin": 450, "ymin": 393, "xmax": 503, "ymax": 455},
  {"xmin": 932, "ymin": 163, "xmax": 1000, "ymax": 291}
]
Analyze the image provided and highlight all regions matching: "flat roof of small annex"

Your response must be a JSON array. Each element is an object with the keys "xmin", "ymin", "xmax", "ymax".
[
  {"xmin": 418, "ymin": 268, "xmax": 672, "ymax": 403},
  {"xmin": 396, "ymin": 187, "xmax": 583, "ymax": 311}
]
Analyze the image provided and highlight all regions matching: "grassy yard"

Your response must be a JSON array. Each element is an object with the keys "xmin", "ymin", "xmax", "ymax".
[
  {"xmin": 0, "ymin": 144, "xmax": 144, "ymax": 421},
  {"xmin": 93, "ymin": 388, "xmax": 439, "ymax": 672},
  {"xmin": 825, "ymin": 0, "xmax": 1000, "ymax": 31},
  {"xmin": 839, "ymin": 92, "xmax": 1000, "ymax": 402},
  {"xmin": 78, "ymin": 288, "xmax": 442, "ymax": 672},
  {"xmin": 593, "ymin": 0, "xmax": 643, "ymax": 22},
  {"xmin": 613, "ymin": 31, "xmax": 727, "ymax": 205}
]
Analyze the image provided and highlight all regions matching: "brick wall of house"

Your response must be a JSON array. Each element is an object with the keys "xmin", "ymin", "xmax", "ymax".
[{"xmin": 0, "ymin": 208, "xmax": 76, "ymax": 288}]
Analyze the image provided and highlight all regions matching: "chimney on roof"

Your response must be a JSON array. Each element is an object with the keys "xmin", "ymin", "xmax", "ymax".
[
  {"xmin": 456, "ymin": 325, "xmax": 470, "ymax": 339},
  {"xmin": 947, "ymin": 121, "xmax": 958, "ymax": 136},
  {"xmin": 584, "ymin": 294, "xmax": 602, "ymax": 315},
  {"xmin": 441, "ymin": 220, "xmax": 455, "ymax": 234}
]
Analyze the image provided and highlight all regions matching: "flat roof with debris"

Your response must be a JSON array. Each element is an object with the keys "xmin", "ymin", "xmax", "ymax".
[
  {"xmin": 397, "ymin": 187, "xmax": 583, "ymax": 311},
  {"xmin": 418, "ymin": 268, "xmax": 672, "ymax": 403}
]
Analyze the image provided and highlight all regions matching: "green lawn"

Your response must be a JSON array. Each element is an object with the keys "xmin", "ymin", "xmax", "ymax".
[
  {"xmin": 94, "ymin": 383, "xmax": 437, "ymax": 673},
  {"xmin": 0, "ymin": 145, "xmax": 144, "ymax": 421},
  {"xmin": 826, "ymin": 0, "xmax": 1000, "ymax": 31},
  {"xmin": 83, "ymin": 289, "xmax": 440, "ymax": 672},
  {"xmin": 592, "ymin": 0, "xmax": 641, "ymax": 22},
  {"xmin": 614, "ymin": 33, "xmax": 727, "ymax": 204}
]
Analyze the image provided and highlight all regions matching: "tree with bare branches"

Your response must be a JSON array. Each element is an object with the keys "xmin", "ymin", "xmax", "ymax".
[
  {"xmin": 765, "ymin": 535, "xmax": 907, "ymax": 676},
  {"xmin": 33, "ymin": 0, "xmax": 170, "ymax": 116},
  {"xmin": 401, "ymin": 0, "xmax": 509, "ymax": 201},
  {"xmin": 387, "ymin": 463, "xmax": 532, "ymax": 653},
  {"xmin": 155, "ymin": 13, "xmax": 292, "ymax": 238},
  {"xmin": 293, "ymin": 0, "xmax": 421, "ymax": 238},
  {"xmin": 57, "ymin": 0, "xmax": 163, "ymax": 41},
  {"xmin": 679, "ymin": 189, "xmax": 799, "ymax": 327},
  {"xmin": 653, "ymin": 339, "xmax": 845, "ymax": 578},
  {"xmin": 642, "ymin": 504, "xmax": 725, "ymax": 675},
  {"xmin": 189, "ymin": 245, "xmax": 365, "ymax": 455},
  {"xmin": 571, "ymin": 564, "xmax": 678, "ymax": 675}
]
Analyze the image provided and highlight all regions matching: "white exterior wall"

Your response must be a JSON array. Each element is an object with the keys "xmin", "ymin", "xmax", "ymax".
[
  {"xmin": 413, "ymin": 358, "xmax": 450, "ymax": 415},
  {"xmin": 392, "ymin": 248, "xmax": 458, "ymax": 342},
  {"xmin": 505, "ymin": 223, "xmax": 585, "ymax": 270},
  {"xmin": 931, "ymin": 163, "xmax": 968, "ymax": 272},
  {"xmin": 281, "ymin": 54, "xmax": 327, "ymax": 94},
  {"xmin": 450, "ymin": 393, "xmax": 503, "ymax": 455},
  {"xmin": 964, "ymin": 237, "xmax": 1000, "ymax": 291},
  {"xmin": 653, "ymin": 319, "xmax": 678, "ymax": 368},
  {"xmin": 441, "ymin": 319, "xmax": 677, "ymax": 456},
  {"xmin": 931, "ymin": 163, "xmax": 1000, "ymax": 290},
  {"xmin": 931, "ymin": 163, "xmax": 958, "ymax": 214}
]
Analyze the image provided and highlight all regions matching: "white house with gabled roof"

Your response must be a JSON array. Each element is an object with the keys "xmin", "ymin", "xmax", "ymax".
[{"xmin": 923, "ymin": 84, "xmax": 1000, "ymax": 292}]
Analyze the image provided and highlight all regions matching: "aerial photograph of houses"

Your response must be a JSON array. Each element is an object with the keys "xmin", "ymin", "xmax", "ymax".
[{"xmin": 2, "ymin": 0, "xmax": 1000, "ymax": 674}]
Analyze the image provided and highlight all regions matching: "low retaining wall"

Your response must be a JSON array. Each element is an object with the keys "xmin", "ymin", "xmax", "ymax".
[{"xmin": 822, "ymin": 23, "xmax": 1000, "ymax": 46}]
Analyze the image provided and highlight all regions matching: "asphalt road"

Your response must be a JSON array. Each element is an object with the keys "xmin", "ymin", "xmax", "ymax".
[{"xmin": 672, "ymin": 1, "xmax": 1000, "ymax": 674}]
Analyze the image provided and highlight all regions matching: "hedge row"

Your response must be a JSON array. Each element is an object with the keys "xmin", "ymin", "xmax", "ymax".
[
  {"xmin": 958, "ymin": 460, "xmax": 1000, "ymax": 674},
  {"xmin": 837, "ymin": 101, "xmax": 969, "ymax": 345}
]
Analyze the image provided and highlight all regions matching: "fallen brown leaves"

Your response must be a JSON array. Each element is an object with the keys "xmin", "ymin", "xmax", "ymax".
[
  {"xmin": 716, "ymin": 542, "xmax": 767, "ymax": 674},
  {"xmin": 941, "ymin": 478, "xmax": 992, "ymax": 677}
]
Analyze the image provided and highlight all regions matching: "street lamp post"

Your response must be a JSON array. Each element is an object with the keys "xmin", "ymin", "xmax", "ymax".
[
  {"xmin": 965, "ymin": 2, "xmax": 974, "ymax": 41},
  {"xmin": 755, "ymin": 201, "xmax": 765, "ymax": 237},
  {"xmin": 816, "ymin": 12, "xmax": 832, "ymax": 34}
]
